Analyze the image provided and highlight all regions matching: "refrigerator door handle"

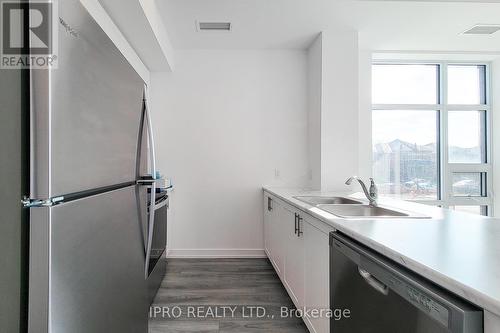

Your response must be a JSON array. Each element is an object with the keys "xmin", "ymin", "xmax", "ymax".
[
  {"xmin": 144, "ymin": 180, "xmax": 156, "ymax": 278},
  {"xmin": 142, "ymin": 84, "xmax": 157, "ymax": 278},
  {"xmin": 143, "ymin": 84, "xmax": 156, "ymax": 178}
]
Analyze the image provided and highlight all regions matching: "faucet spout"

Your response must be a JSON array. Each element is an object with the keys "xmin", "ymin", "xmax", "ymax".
[{"xmin": 345, "ymin": 176, "xmax": 378, "ymax": 207}]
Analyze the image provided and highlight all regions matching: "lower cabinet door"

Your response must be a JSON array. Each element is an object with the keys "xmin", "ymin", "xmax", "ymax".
[
  {"xmin": 283, "ymin": 206, "xmax": 305, "ymax": 308},
  {"xmin": 263, "ymin": 194, "xmax": 331, "ymax": 333},
  {"xmin": 272, "ymin": 203, "xmax": 286, "ymax": 275},
  {"xmin": 263, "ymin": 194, "xmax": 273, "ymax": 259},
  {"xmin": 303, "ymin": 218, "xmax": 330, "ymax": 333}
]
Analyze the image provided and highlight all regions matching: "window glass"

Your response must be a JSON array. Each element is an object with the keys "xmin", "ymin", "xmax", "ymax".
[
  {"xmin": 372, "ymin": 64, "xmax": 439, "ymax": 104},
  {"xmin": 452, "ymin": 172, "xmax": 486, "ymax": 197},
  {"xmin": 448, "ymin": 111, "xmax": 486, "ymax": 163},
  {"xmin": 448, "ymin": 65, "xmax": 486, "ymax": 104},
  {"xmin": 372, "ymin": 110, "xmax": 438, "ymax": 200}
]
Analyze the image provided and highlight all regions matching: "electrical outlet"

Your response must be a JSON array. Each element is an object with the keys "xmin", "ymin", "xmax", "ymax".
[{"xmin": 274, "ymin": 168, "xmax": 280, "ymax": 179}]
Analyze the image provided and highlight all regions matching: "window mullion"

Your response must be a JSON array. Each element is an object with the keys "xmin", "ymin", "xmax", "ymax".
[
  {"xmin": 372, "ymin": 104, "xmax": 441, "ymax": 110},
  {"xmin": 447, "ymin": 197, "xmax": 492, "ymax": 206},
  {"xmin": 446, "ymin": 105, "xmax": 490, "ymax": 111},
  {"xmin": 448, "ymin": 164, "xmax": 492, "ymax": 172},
  {"xmin": 440, "ymin": 62, "xmax": 449, "ymax": 203}
]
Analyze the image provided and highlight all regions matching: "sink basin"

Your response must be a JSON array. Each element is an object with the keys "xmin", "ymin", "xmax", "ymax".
[
  {"xmin": 317, "ymin": 204, "xmax": 427, "ymax": 219},
  {"xmin": 294, "ymin": 196, "xmax": 362, "ymax": 205}
]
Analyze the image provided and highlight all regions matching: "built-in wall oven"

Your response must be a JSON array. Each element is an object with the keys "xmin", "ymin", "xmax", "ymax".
[
  {"xmin": 329, "ymin": 232, "xmax": 483, "ymax": 333},
  {"xmin": 147, "ymin": 191, "xmax": 168, "ymax": 303}
]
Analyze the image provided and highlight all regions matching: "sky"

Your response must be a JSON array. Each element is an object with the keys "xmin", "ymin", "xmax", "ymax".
[{"xmin": 372, "ymin": 64, "xmax": 484, "ymax": 148}]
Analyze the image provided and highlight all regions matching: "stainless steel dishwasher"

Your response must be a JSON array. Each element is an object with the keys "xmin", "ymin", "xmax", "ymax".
[{"xmin": 329, "ymin": 232, "xmax": 483, "ymax": 333}]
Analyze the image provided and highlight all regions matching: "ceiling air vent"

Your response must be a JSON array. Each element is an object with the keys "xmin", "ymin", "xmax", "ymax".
[
  {"xmin": 463, "ymin": 25, "xmax": 500, "ymax": 35},
  {"xmin": 196, "ymin": 21, "xmax": 232, "ymax": 32}
]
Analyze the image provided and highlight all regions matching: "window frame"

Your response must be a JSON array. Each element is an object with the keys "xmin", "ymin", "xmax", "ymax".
[{"xmin": 372, "ymin": 60, "xmax": 493, "ymax": 215}]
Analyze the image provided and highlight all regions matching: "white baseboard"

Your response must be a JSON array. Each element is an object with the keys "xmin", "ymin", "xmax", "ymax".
[{"xmin": 166, "ymin": 248, "xmax": 267, "ymax": 258}]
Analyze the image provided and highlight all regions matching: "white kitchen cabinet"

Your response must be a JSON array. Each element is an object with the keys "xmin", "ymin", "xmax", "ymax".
[
  {"xmin": 264, "ymin": 194, "xmax": 285, "ymax": 275},
  {"xmin": 263, "ymin": 194, "xmax": 274, "ymax": 261},
  {"xmin": 272, "ymin": 204, "xmax": 287, "ymax": 275},
  {"xmin": 303, "ymin": 216, "xmax": 330, "ymax": 333},
  {"xmin": 282, "ymin": 205, "xmax": 305, "ymax": 308},
  {"xmin": 263, "ymin": 192, "xmax": 332, "ymax": 333}
]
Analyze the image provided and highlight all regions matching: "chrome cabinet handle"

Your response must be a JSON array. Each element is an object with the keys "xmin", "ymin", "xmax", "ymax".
[
  {"xmin": 267, "ymin": 197, "xmax": 273, "ymax": 211},
  {"xmin": 143, "ymin": 84, "xmax": 156, "ymax": 178},
  {"xmin": 358, "ymin": 267, "xmax": 389, "ymax": 296},
  {"xmin": 294, "ymin": 213, "xmax": 298, "ymax": 234}
]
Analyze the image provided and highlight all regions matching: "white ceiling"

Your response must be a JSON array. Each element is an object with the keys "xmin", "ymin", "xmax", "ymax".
[{"xmin": 156, "ymin": 0, "xmax": 500, "ymax": 52}]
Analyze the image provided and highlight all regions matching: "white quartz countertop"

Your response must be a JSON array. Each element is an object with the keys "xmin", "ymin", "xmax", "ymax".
[{"xmin": 263, "ymin": 186, "xmax": 500, "ymax": 316}]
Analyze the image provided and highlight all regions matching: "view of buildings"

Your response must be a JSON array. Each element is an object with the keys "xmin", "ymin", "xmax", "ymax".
[{"xmin": 373, "ymin": 139, "xmax": 482, "ymax": 200}]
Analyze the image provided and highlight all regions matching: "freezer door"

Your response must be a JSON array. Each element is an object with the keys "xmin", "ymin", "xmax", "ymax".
[
  {"xmin": 31, "ymin": 0, "xmax": 145, "ymax": 198},
  {"xmin": 28, "ymin": 186, "xmax": 148, "ymax": 333}
]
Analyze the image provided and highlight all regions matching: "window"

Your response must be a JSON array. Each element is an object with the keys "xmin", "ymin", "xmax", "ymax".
[
  {"xmin": 372, "ymin": 110, "xmax": 438, "ymax": 200},
  {"xmin": 372, "ymin": 64, "xmax": 438, "ymax": 104},
  {"xmin": 447, "ymin": 65, "xmax": 486, "ymax": 105},
  {"xmin": 372, "ymin": 62, "xmax": 491, "ymax": 216},
  {"xmin": 448, "ymin": 111, "xmax": 486, "ymax": 163}
]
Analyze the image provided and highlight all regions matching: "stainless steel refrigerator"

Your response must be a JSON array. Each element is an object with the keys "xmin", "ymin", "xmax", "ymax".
[{"xmin": 23, "ymin": 0, "xmax": 159, "ymax": 332}]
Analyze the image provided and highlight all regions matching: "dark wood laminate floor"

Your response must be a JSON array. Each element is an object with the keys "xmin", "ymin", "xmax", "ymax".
[{"xmin": 149, "ymin": 258, "xmax": 309, "ymax": 333}]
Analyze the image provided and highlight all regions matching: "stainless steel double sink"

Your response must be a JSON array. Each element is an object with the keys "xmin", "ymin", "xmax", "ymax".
[{"xmin": 293, "ymin": 196, "xmax": 429, "ymax": 219}]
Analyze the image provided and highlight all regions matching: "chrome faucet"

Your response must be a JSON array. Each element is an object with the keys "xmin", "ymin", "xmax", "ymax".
[{"xmin": 345, "ymin": 176, "xmax": 378, "ymax": 207}]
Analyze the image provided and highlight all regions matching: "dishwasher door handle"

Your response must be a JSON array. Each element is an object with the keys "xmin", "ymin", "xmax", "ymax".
[{"xmin": 358, "ymin": 267, "xmax": 389, "ymax": 296}]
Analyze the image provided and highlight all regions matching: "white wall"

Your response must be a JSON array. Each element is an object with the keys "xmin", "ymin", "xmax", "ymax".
[
  {"xmin": 307, "ymin": 34, "xmax": 323, "ymax": 190},
  {"xmin": 358, "ymin": 50, "xmax": 373, "ymax": 180},
  {"xmin": 305, "ymin": 30, "xmax": 360, "ymax": 191},
  {"xmin": 151, "ymin": 50, "xmax": 309, "ymax": 257},
  {"xmin": 321, "ymin": 30, "xmax": 359, "ymax": 191},
  {"xmin": 305, "ymin": 31, "xmax": 361, "ymax": 191}
]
